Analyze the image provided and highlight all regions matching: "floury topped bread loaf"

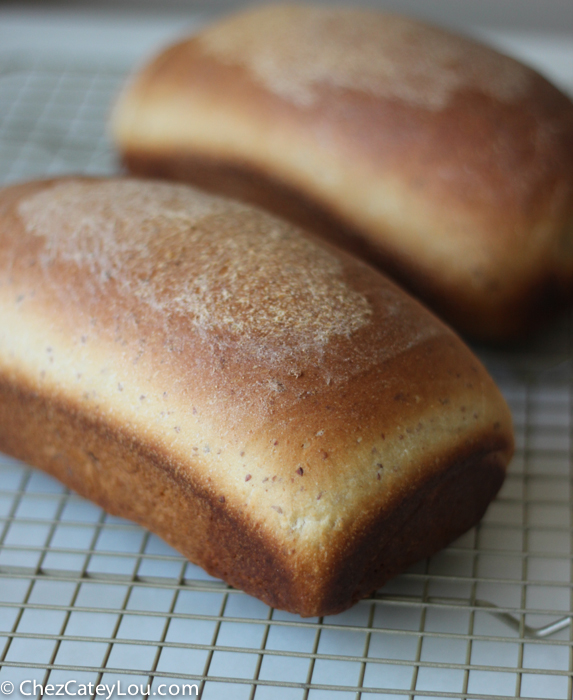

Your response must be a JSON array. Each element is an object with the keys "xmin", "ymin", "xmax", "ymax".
[
  {"xmin": 112, "ymin": 4, "xmax": 573, "ymax": 341},
  {"xmin": 0, "ymin": 177, "xmax": 513, "ymax": 616}
]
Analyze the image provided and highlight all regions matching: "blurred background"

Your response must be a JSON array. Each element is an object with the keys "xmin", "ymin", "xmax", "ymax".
[
  {"xmin": 0, "ymin": 3, "xmax": 572, "ymax": 700},
  {"xmin": 1, "ymin": 0, "xmax": 573, "ymax": 87}
]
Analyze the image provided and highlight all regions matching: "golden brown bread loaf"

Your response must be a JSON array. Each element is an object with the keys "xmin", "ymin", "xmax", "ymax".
[
  {"xmin": 0, "ymin": 177, "xmax": 513, "ymax": 616},
  {"xmin": 112, "ymin": 4, "xmax": 573, "ymax": 342}
]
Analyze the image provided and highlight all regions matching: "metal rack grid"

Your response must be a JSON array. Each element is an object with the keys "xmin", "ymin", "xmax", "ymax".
[{"xmin": 0, "ymin": 54, "xmax": 572, "ymax": 700}]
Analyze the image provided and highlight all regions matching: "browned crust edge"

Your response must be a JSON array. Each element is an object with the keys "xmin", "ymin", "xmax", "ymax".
[
  {"xmin": 0, "ymin": 370, "xmax": 508, "ymax": 616},
  {"xmin": 0, "ymin": 374, "xmax": 299, "ymax": 610},
  {"xmin": 322, "ymin": 441, "xmax": 507, "ymax": 614}
]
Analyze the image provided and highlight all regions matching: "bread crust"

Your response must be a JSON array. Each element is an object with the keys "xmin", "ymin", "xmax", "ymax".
[
  {"xmin": 112, "ymin": 5, "xmax": 573, "ymax": 341},
  {"xmin": 0, "ymin": 177, "xmax": 513, "ymax": 615}
]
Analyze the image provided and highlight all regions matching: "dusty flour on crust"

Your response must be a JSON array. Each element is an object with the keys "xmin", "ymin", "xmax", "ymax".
[
  {"xmin": 18, "ymin": 180, "xmax": 372, "ymax": 361},
  {"xmin": 198, "ymin": 5, "xmax": 530, "ymax": 110}
]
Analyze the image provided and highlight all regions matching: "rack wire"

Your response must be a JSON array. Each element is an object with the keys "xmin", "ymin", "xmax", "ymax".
[{"xmin": 0, "ymin": 53, "xmax": 572, "ymax": 700}]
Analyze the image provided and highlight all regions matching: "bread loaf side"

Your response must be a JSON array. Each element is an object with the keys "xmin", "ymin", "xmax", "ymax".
[
  {"xmin": 0, "ymin": 177, "xmax": 513, "ymax": 615},
  {"xmin": 112, "ymin": 4, "xmax": 573, "ymax": 341}
]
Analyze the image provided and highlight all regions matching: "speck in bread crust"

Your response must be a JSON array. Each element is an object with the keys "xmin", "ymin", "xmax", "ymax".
[
  {"xmin": 112, "ymin": 4, "xmax": 573, "ymax": 341},
  {"xmin": 0, "ymin": 177, "xmax": 514, "ymax": 616}
]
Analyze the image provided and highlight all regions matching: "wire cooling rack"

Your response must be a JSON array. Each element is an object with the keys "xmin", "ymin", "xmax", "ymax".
[{"xmin": 0, "ymin": 52, "xmax": 572, "ymax": 700}]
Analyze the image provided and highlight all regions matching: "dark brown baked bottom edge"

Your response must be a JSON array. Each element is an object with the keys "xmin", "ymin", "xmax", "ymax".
[
  {"xmin": 320, "ymin": 439, "xmax": 508, "ymax": 616},
  {"xmin": 0, "ymin": 374, "xmax": 508, "ymax": 617},
  {"xmin": 122, "ymin": 149, "xmax": 572, "ymax": 343},
  {"xmin": 0, "ymin": 375, "xmax": 300, "ymax": 611}
]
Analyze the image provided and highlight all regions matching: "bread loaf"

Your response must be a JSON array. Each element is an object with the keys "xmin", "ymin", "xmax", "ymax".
[
  {"xmin": 0, "ymin": 177, "xmax": 513, "ymax": 616},
  {"xmin": 112, "ymin": 4, "xmax": 573, "ymax": 341}
]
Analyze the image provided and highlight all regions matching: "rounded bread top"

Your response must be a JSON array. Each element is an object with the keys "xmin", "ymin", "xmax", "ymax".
[{"xmin": 197, "ymin": 4, "xmax": 531, "ymax": 111}]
